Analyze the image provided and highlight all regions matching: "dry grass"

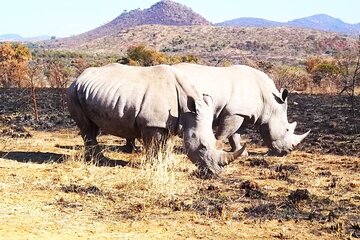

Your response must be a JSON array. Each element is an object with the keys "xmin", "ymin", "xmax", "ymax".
[{"xmin": 0, "ymin": 129, "xmax": 359, "ymax": 239}]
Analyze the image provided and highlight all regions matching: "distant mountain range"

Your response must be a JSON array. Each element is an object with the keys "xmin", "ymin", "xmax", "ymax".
[
  {"xmin": 217, "ymin": 14, "xmax": 360, "ymax": 35},
  {"xmin": 76, "ymin": 1, "xmax": 360, "ymax": 39},
  {"xmin": 2, "ymin": 0, "xmax": 360, "ymax": 44},
  {"xmin": 0, "ymin": 34, "xmax": 51, "ymax": 42}
]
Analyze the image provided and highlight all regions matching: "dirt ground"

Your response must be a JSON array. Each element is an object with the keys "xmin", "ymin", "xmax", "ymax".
[{"xmin": 0, "ymin": 88, "xmax": 359, "ymax": 239}]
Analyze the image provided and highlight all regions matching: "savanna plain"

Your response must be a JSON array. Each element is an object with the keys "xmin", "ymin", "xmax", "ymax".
[{"xmin": 0, "ymin": 88, "xmax": 359, "ymax": 239}]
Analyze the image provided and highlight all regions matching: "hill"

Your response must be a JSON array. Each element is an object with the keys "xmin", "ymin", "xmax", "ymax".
[
  {"xmin": 0, "ymin": 34, "xmax": 50, "ymax": 42},
  {"xmin": 217, "ymin": 18, "xmax": 282, "ymax": 28},
  {"xmin": 287, "ymin": 14, "xmax": 360, "ymax": 35},
  {"xmin": 217, "ymin": 14, "xmax": 360, "ymax": 36},
  {"xmin": 41, "ymin": 1, "xmax": 359, "ymax": 66},
  {"xmin": 62, "ymin": 0, "xmax": 210, "ymax": 43},
  {"xmin": 0, "ymin": 34, "xmax": 24, "ymax": 42},
  {"xmin": 44, "ymin": 25, "xmax": 358, "ymax": 66}
]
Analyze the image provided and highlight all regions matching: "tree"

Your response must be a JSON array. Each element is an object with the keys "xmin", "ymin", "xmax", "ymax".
[
  {"xmin": 338, "ymin": 35, "xmax": 360, "ymax": 97},
  {"xmin": 0, "ymin": 42, "xmax": 31, "ymax": 87},
  {"xmin": 340, "ymin": 35, "xmax": 360, "ymax": 133},
  {"xmin": 351, "ymin": 36, "xmax": 360, "ymax": 98},
  {"xmin": 26, "ymin": 60, "xmax": 43, "ymax": 122},
  {"xmin": 72, "ymin": 57, "xmax": 90, "ymax": 77},
  {"xmin": 46, "ymin": 59, "xmax": 75, "ymax": 109}
]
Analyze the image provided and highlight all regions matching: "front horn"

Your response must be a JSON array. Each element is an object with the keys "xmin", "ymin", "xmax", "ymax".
[
  {"xmin": 218, "ymin": 144, "xmax": 247, "ymax": 167},
  {"xmin": 292, "ymin": 130, "xmax": 311, "ymax": 146}
]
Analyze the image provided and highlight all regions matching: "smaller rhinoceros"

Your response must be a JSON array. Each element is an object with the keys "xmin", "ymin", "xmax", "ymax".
[
  {"xmin": 172, "ymin": 63, "xmax": 310, "ymax": 156},
  {"xmin": 67, "ymin": 63, "xmax": 245, "ymax": 176}
]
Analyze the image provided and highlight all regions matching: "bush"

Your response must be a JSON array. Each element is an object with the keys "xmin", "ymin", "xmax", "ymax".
[
  {"xmin": 305, "ymin": 57, "xmax": 344, "ymax": 91},
  {"xmin": 270, "ymin": 65, "xmax": 311, "ymax": 92},
  {"xmin": 119, "ymin": 45, "xmax": 201, "ymax": 66},
  {"xmin": 120, "ymin": 45, "xmax": 167, "ymax": 66}
]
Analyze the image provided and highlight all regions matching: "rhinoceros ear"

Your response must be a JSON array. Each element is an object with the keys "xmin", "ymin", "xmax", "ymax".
[
  {"xmin": 280, "ymin": 88, "xmax": 289, "ymax": 102},
  {"xmin": 187, "ymin": 96, "xmax": 196, "ymax": 113},
  {"xmin": 273, "ymin": 88, "xmax": 289, "ymax": 104},
  {"xmin": 202, "ymin": 94, "xmax": 213, "ymax": 107},
  {"xmin": 188, "ymin": 94, "xmax": 213, "ymax": 114}
]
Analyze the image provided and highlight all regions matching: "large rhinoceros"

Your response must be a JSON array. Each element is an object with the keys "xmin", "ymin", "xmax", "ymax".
[
  {"xmin": 171, "ymin": 63, "xmax": 310, "ymax": 156},
  {"xmin": 67, "ymin": 63, "xmax": 245, "ymax": 176}
]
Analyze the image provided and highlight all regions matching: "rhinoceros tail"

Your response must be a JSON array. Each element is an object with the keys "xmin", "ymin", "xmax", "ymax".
[{"xmin": 67, "ymin": 81, "xmax": 99, "ymax": 138}]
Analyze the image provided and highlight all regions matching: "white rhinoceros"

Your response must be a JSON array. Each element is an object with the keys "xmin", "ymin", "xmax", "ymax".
[
  {"xmin": 173, "ymin": 63, "xmax": 310, "ymax": 156},
  {"xmin": 67, "ymin": 63, "xmax": 245, "ymax": 176}
]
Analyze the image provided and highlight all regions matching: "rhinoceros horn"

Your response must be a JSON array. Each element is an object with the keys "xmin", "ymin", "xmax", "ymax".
[
  {"xmin": 218, "ymin": 144, "xmax": 247, "ymax": 167},
  {"xmin": 292, "ymin": 130, "xmax": 311, "ymax": 146}
]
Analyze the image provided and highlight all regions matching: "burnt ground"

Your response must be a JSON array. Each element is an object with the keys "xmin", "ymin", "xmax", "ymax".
[
  {"xmin": 289, "ymin": 93, "xmax": 359, "ymax": 157},
  {"xmin": 242, "ymin": 93, "xmax": 360, "ymax": 157},
  {"xmin": 1, "ymin": 88, "xmax": 358, "ymax": 157},
  {"xmin": 0, "ymin": 87, "xmax": 359, "ymax": 239}
]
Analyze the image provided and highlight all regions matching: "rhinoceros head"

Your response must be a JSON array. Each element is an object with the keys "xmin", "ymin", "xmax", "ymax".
[
  {"xmin": 259, "ymin": 89, "xmax": 310, "ymax": 156},
  {"xmin": 183, "ymin": 95, "xmax": 245, "ymax": 176}
]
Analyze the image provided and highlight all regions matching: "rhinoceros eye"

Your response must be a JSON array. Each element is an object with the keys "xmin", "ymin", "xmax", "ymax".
[{"xmin": 199, "ymin": 143, "xmax": 206, "ymax": 150}]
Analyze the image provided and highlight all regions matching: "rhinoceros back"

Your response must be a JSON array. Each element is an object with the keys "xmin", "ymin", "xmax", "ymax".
[{"xmin": 68, "ymin": 64, "xmax": 180, "ymax": 138}]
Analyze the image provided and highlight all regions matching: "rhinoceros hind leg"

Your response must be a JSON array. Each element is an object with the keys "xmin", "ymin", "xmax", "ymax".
[{"xmin": 80, "ymin": 122, "xmax": 102, "ymax": 163}]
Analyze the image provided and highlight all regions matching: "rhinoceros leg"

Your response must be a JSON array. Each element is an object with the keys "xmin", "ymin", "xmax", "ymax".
[
  {"xmin": 123, "ymin": 138, "xmax": 136, "ymax": 153},
  {"xmin": 79, "ymin": 122, "xmax": 102, "ymax": 163},
  {"xmin": 123, "ymin": 138, "xmax": 144, "ymax": 153},
  {"xmin": 228, "ymin": 133, "xmax": 249, "ymax": 156},
  {"xmin": 215, "ymin": 115, "xmax": 248, "ymax": 156},
  {"xmin": 141, "ymin": 127, "xmax": 169, "ymax": 161},
  {"xmin": 67, "ymin": 89, "xmax": 103, "ymax": 163}
]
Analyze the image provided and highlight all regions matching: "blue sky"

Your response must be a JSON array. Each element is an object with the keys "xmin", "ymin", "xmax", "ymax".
[{"xmin": 1, "ymin": 0, "xmax": 360, "ymax": 37}]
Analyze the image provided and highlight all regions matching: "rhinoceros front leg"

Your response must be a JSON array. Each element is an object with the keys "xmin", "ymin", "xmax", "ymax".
[
  {"xmin": 215, "ymin": 115, "xmax": 248, "ymax": 156},
  {"xmin": 228, "ymin": 133, "xmax": 249, "ymax": 156},
  {"xmin": 123, "ymin": 138, "xmax": 136, "ymax": 153},
  {"xmin": 124, "ymin": 138, "xmax": 143, "ymax": 153},
  {"xmin": 141, "ymin": 127, "xmax": 169, "ymax": 161}
]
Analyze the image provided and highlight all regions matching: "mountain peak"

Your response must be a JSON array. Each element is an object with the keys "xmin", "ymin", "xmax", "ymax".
[
  {"xmin": 287, "ymin": 14, "xmax": 356, "ymax": 34},
  {"xmin": 81, "ymin": 0, "xmax": 210, "ymax": 40},
  {"xmin": 289, "ymin": 14, "xmax": 345, "ymax": 24},
  {"xmin": 115, "ymin": 0, "xmax": 210, "ymax": 26},
  {"xmin": 217, "ymin": 14, "xmax": 360, "ymax": 35}
]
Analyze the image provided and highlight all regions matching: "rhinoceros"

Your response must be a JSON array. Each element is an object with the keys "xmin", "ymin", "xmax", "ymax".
[
  {"xmin": 126, "ymin": 63, "xmax": 309, "ymax": 156},
  {"xmin": 67, "ymin": 63, "xmax": 245, "ymax": 176},
  {"xmin": 173, "ymin": 63, "xmax": 310, "ymax": 155}
]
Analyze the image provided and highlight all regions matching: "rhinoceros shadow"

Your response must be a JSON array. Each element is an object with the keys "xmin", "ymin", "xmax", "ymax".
[
  {"xmin": 55, "ymin": 144, "xmax": 131, "ymax": 167},
  {"xmin": 55, "ymin": 144, "xmax": 136, "ymax": 154},
  {"xmin": 97, "ymin": 157, "xmax": 128, "ymax": 167},
  {"xmin": 0, "ymin": 150, "xmax": 129, "ymax": 167},
  {"xmin": 0, "ymin": 151, "xmax": 66, "ymax": 164}
]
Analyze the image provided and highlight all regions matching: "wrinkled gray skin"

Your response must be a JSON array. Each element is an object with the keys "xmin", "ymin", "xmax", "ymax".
[
  {"xmin": 171, "ymin": 63, "xmax": 310, "ymax": 156},
  {"xmin": 67, "ymin": 63, "xmax": 245, "ymax": 176}
]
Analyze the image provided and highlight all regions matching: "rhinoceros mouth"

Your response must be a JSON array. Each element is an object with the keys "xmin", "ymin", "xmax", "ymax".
[{"xmin": 201, "ymin": 145, "xmax": 247, "ymax": 177}]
